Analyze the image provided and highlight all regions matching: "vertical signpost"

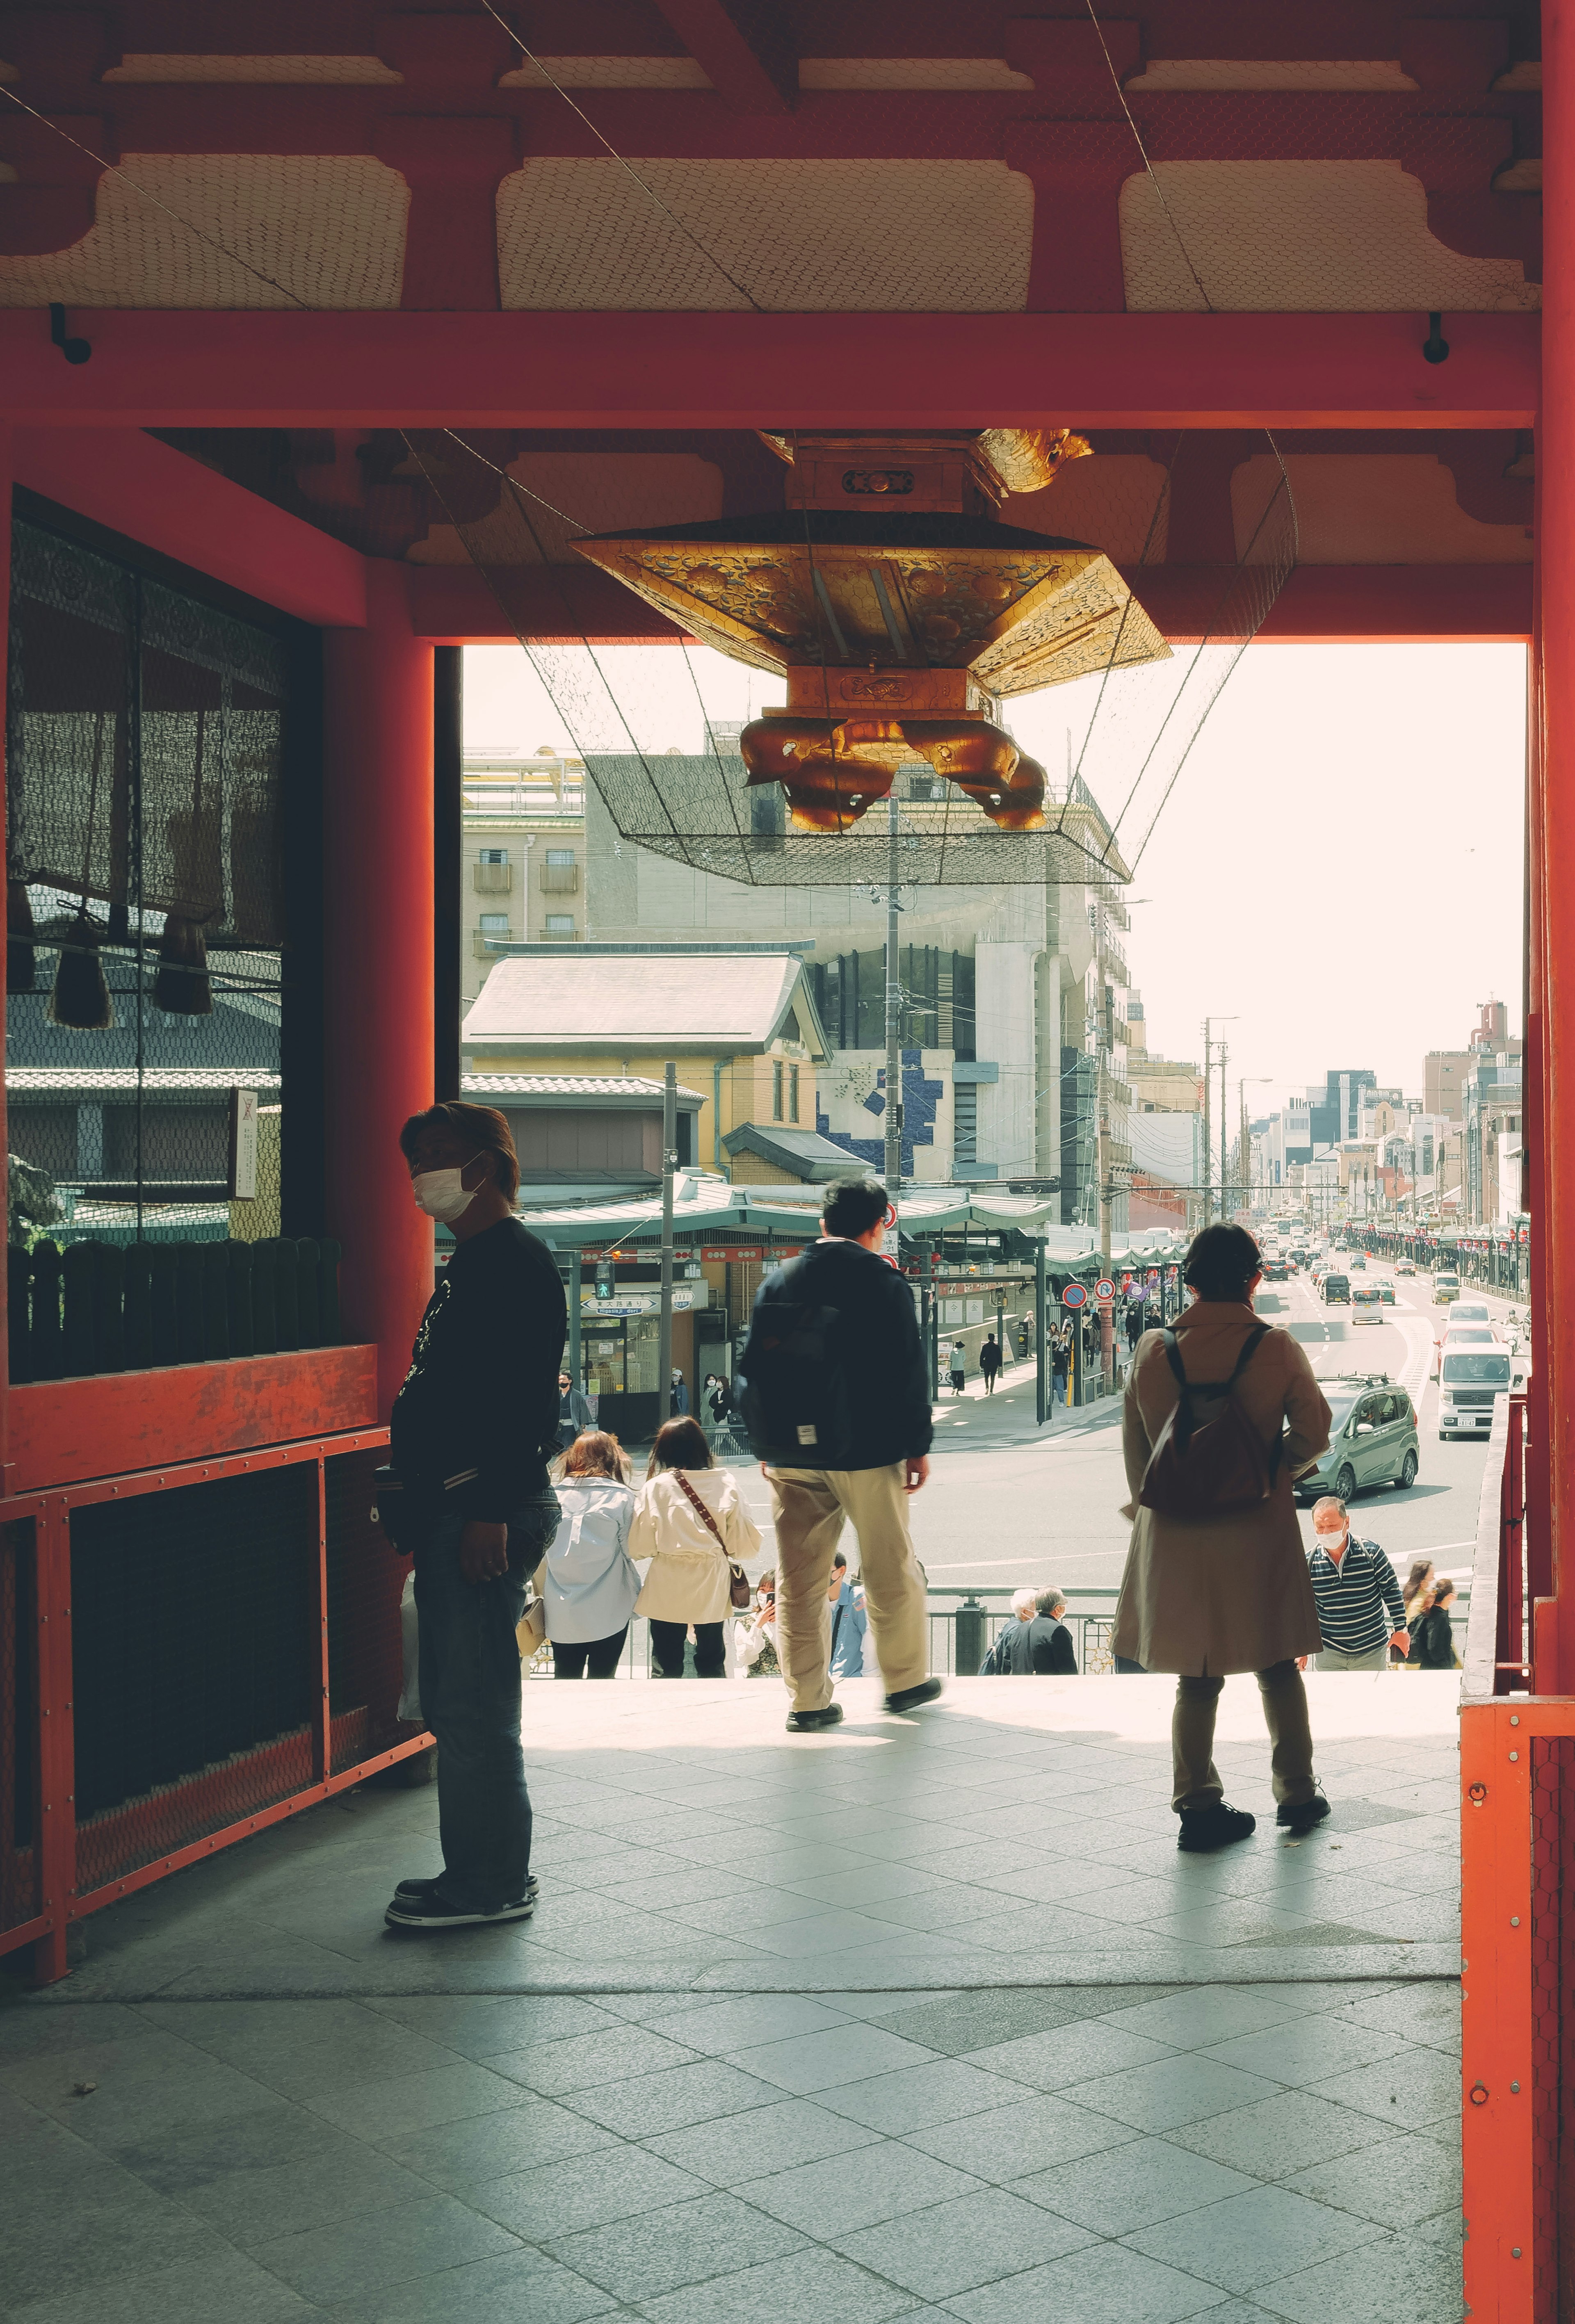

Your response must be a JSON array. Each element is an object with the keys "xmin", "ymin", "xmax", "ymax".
[
  {"xmin": 1035, "ymin": 1239, "xmax": 1048, "ymax": 1425},
  {"xmin": 1063, "ymin": 1280, "xmax": 1088, "ymax": 1407},
  {"xmin": 657, "ymin": 1062, "xmax": 676, "ymax": 1423}
]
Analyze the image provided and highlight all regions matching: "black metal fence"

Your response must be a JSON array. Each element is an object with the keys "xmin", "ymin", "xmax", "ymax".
[{"xmin": 7, "ymin": 1233, "xmax": 341, "ymax": 1382}]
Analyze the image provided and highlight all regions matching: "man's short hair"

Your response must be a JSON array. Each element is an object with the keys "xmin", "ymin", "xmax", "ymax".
[
  {"xmin": 1183, "ymin": 1222, "xmax": 1261, "ymax": 1302},
  {"xmin": 1011, "ymin": 1587, "xmax": 1037, "ymax": 1618},
  {"xmin": 399, "ymin": 1101, "xmax": 520, "ymax": 1202},
  {"xmin": 1311, "ymin": 1494, "xmax": 1348, "ymax": 1522},
  {"xmin": 1035, "ymin": 1587, "xmax": 1066, "ymax": 1618},
  {"xmin": 823, "ymin": 1177, "xmax": 888, "ymax": 1240},
  {"xmin": 832, "ymin": 1551, "xmax": 848, "ymax": 1571}
]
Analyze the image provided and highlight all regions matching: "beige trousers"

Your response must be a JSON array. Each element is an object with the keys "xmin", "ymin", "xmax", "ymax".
[
  {"xmin": 767, "ymin": 1464, "xmax": 929, "ymax": 1711},
  {"xmin": 1171, "ymin": 1660, "xmax": 1317, "ymax": 1812}
]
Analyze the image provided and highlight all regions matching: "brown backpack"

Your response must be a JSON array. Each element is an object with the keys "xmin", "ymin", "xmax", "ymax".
[{"xmin": 1139, "ymin": 1323, "xmax": 1276, "ymax": 1519}]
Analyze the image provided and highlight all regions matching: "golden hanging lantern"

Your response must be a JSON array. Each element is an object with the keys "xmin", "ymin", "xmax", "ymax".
[{"xmin": 574, "ymin": 429, "xmax": 1169, "ymax": 835}]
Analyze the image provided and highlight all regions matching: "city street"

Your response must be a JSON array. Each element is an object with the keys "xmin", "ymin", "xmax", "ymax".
[{"xmin": 879, "ymin": 1257, "xmax": 1519, "ymax": 1604}]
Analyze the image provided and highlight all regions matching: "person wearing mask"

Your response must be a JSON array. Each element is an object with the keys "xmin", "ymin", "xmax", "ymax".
[
  {"xmin": 630, "ymin": 1417, "xmax": 761, "ymax": 1677},
  {"xmin": 1302, "ymin": 1498, "xmax": 1409, "ymax": 1672},
  {"xmin": 670, "ymin": 1366, "xmax": 690, "ymax": 1416},
  {"xmin": 740, "ymin": 1175, "xmax": 939, "ymax": 1731},
  {"xmin": 1408, "ymin": 1577, "xmax": 1460, "ymax": 1670},
  {"xmin": 383, "ymin": 1103, "xmax": 564, "ymax": 1930},
  {"xmin": 556, "ymin": 1369, "xmax": 593, "ymax": 1451},
  {"xmin": 541, "ymin": 1431, "xmax": 639, "ymax": 1679},
  {"xmin": 1114, "ymin": 1222, "xmax": 1332, "ymax": 1852},
  {"xmin": 827, "ymin": 1551, "xmax": 868, "ymax": 1679},
  {"xmin": 979, "ymin": 1333, "xmax": 1002, "ymax": 1396},
  {"xmin": 737, "ymin": 1569, "xmax": 780, "ymax": 1676}
]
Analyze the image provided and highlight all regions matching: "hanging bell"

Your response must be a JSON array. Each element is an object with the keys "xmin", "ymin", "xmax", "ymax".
[
  {"xmin": 7, "ymin": 879, "xmax": 36, "ymax": 994},
  {"xmin": 154, "ymin": 915, "xmax": 212, "ymax": 1016},
  {"xmin": 48, "ymin": 910, "xmax": 113, "ymax": 1030}
]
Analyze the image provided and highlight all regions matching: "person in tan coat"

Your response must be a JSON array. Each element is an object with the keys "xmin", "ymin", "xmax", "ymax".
[{"xmin": 1113, "ymin": 1223, "xmax": 1332, "ymax": 1852}]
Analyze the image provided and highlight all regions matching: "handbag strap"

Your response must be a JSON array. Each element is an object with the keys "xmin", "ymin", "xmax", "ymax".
[{"xmin": 674, "ymin": 1467, "xmax": 727, "ymax": 1551}]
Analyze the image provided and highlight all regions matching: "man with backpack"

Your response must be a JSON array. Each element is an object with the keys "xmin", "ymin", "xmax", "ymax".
[
  {"xmin": 739, "ymin": 1176, "xmax": 940, "ymax": 1732},
  {"xmin": 1113, "ymin": 1223, "xmax": 1332, "ymax": 1852}
]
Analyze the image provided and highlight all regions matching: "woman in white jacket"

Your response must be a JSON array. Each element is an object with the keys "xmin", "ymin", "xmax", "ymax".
[
  {"xmin": 542, "ymin": 1433, "xmax": 641, "ymax": 1679},
  {"xmin": 630, "ymin": 1417, "xmax": 761, "ymax": 1678}
]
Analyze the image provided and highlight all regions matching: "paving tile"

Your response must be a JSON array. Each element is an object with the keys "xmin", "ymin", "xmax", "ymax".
[
  {"xmin": 724, "ymin": 2023, "xmax": 939, "ymax": 2095},
  {"xmin": 1304, "ymin": 2048, "xmax": 1461, "ymax": 2131},
  {"xmin": 73, "ymin": 2094, "xmax": 348, "ymax": 2194},
  {"xmin": 1057, "ymin": 2053, "xmax": 1285, "ymax": 2133},
  {"xmin": 1098, "ymin": 1989, "xmax": 1305, "ymax": 2050},
  {"xmin": 247, "ymin": 2193, "xmax": 519, "ymax": 2304},
  {"xmin": 376, "ymin": 2094, "xmax": 618, "ymax": 2190},
  {"xmin": 555, "ymin": 2057, "xmax": 785, "ymax": 2139},
  {"xmin": 303, "ymin": 2059, "xmax": 531, "ymax": 2140},
  {"xmin": 832, "ymin": 2186, "xmax": 1093, "ymax": 2301},
  {"xmin": 735, "ymin": 1908, "xmax": 929, "ymax": 1959},
  {"xmin": 1249, "ymin": 2226, "xmax": 1463, "ymax": 2324},
  {"xmin": 0, "ymin": 2188, "xmax": 238, "ymax": 2307},
  {"xmin": 1168, "ymin": 2089, "xmax": 1403, "ymax": 2179},
  {"xmin": 543, "ymin": 2189, "xmax": 805, "ymax": 2301},
  {"xmin": 1011, "ymin": 2133, "xmax": 1260, "ymax": 2234},
  {"xmin": 1321, "ymin": 1986, "xmax": 1460, "ymax": 2048},
  {"xmin": 944, "ymin": 2239, "xmax": 1228, "ymax": 2324},
  {"xmin": 632, "ymin": 2241, "xmax": 915, "ymax": 2324},
  {"xmin": 361, "ymin": 1993, "xmax": 621, "ymax": 2056},
  {"xmin": 1281, "ymin": 2128, "xmax": 1461, "ymax": 2226},
  {"xmin": 470, "ymin": 2141, "xmax": 709, "ymax": 2238},
  {"xmin": 872, "ymin": 1991, "xmax": 1080, "ymax": 2055},
  {"xmin": 643, "ymin": 2094, "xmax": 880, "ymax": 2185},
  {"xmin": 137, "ymin": 2001, "xmax": 460, "ymax": 2103},
  {"xmin": 1124, "ymin": 2181, "xmax": 1386, "ymax": 2294},
  {"xmin": 315, "ymin": 2246, "xmax": 617, "ymax": 2322},
  {"xmin": 0, "ymin": 2003, "xmax": 160, "ymax": 2062},
  {"xmin": 907, "ymin": 2089, "xmax": 1141, "ymax": 2178},
  {"xmin": 6, "ymin": 2245, "xmax": 321, "ymax": 2323},
  {"xmin": 634, "ymin": 1995, "xmax": 852, "ymax": 2055},
  {"xmin": 962, "ymin": 2020, "xmax": 1179, "ymax": 2091},
  {"xmin": 485, "ymin": 2025, "xmax": 701, "ymax": 2098},
  {"xmin": 747, "ymin": 2136, "xmax": 984, "ymax": 2234},
  {"xmin": 1195, "ymin": 2018, "xmax": 1412, "ymax": 2090},
  {"xmin": 814, "ymin": 2057, "xmax": 1029, "ymax": 2134}
]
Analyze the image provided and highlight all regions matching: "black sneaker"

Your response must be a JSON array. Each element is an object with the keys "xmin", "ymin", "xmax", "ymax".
[
  {"xmin": 395, "ymin": 1873, "xmax": 539, "ymax": 1905},
  {"xmin": 1177, "ymin": 1802, "xmax": 1257, "ymax": 1852},
  {"xmin": 785, "ymin": 1704, "xmax": 844, "ymax": 1733},
  {"xmin": 1276, "ymin": 1794, "xmax": 1331, "ymax": 1834},
  {"xmin": 883, "ymin": 1677, "xmax": 944, "ymax": 1715},
  {"xmin": 384, "ymin": 1891, "xmax": 534, "ymax": 1929}
]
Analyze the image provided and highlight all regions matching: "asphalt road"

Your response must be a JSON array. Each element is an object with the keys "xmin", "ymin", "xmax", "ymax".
[{"xmin": 894, "ymin": 1255, "xmax": 1519, "ymax": 1603}]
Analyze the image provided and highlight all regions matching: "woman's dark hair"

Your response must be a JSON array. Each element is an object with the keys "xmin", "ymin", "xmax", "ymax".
[
  {"xmin": 646, "ymin": 1415, "xmax": 714, "ymax": 1478},
  {"xmin": 1403, "ymin": 1557, "xmax": 1435, "ymax": 1608},
  {"xmin": 399, "ymin": 1101, "xmax": 520, "ymax": 1202},
  {"xmin": 1433, "ymin": 1577, "xmax": 1456, "ymax": 1606},
  {"xmin": 823, "ymin": 1176, "xmax": 888, "ymax": 1239},
  {"xmin": 1183, "ymin": 1222, "xmax": 1262, "ymax": 1302}
]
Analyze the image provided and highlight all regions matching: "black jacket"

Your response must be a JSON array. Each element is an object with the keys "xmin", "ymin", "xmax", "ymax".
[
  {"xmin": 1408, "ymin": 1603, "xmax": 1459, "ymax": 1669},
  {"xmin": 742, "ymin": 1236, "xmax": 933, "ymax": 1470},
  {"xmin": 981, "ymin": 1616, "xmax": 1078, "ymax": 1675},
  {"xmin": 390, "ymin": 1217, "xmax": 566, "ymax": 1520}
]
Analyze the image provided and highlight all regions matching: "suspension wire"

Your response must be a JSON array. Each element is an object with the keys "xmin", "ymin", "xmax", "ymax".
[{"xmin": 472, "ymin": 0, "xmax": 765, "ymax": 313}]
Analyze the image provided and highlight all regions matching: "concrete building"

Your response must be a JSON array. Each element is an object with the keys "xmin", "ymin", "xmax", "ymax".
[{"xmin": 462, "ymin": 745, "xmax": 587, "ymax": 1013}]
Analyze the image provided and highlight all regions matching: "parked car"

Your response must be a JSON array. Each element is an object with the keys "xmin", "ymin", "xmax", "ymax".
[{"xmin": 1297, "ymin": 1375, "xmax": 1420, "ymax": 1501}]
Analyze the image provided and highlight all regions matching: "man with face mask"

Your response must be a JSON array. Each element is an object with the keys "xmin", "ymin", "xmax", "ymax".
[
  {"xmin": 1301, "ymin": 1496, "xmax": 1410, "ymax": 1673},
  {"xmin": 383, "ymin": 1102, "xmax": 566, "ymax": 1930}
]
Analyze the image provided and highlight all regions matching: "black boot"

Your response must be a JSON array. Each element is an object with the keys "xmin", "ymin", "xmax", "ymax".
[{"xmin": 1177, "ymin": 1802, "xmax": 1256, "ymax": 1852}]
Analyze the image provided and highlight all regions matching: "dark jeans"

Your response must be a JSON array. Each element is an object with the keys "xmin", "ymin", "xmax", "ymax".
[
  {"xmin": 552, "ymin": 1628, "xmax": 628, "ymax": 1679},
  {"xmin": 413, "ymin": 1494, "xmax": 558, "ymax": 1911},
  {"xmin": 649, "ymin": 1618, "xmax": 726, "ymax": 1678}
]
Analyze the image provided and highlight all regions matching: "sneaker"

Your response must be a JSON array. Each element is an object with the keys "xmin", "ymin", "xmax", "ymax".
[
  {"xmin": 1177, "ymin": 1802, "xmax": 1257, "ymax": 1852},
  {"xmin": 1276, "ymin": 1794, "xmax": 1331, "ymax": 1834},
  {"xmin": 384, "ymin": 1891, "xmax": 534, "ymax": 1929},
  {"xmin": 395, "ymin": 1873, "xmax": 539, "ymax": 1905},
  {"xmin": 785, "ymin": 1704, "xmax": 844, "ymax": 1733},
  {"xmin": 883, "ymin": 1677, "xmax": 944, "ymax": 1715}
]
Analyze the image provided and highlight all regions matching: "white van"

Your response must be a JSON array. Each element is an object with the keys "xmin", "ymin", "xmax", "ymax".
[{"xmin": 1438, "ymin": 1348, "xmax": 1513, "ymax": 1439}]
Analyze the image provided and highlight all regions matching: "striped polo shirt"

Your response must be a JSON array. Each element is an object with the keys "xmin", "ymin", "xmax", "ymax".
[{"xmin": 1308, "ymin": 1536, "xmax": 1406, "ymax": 1656}]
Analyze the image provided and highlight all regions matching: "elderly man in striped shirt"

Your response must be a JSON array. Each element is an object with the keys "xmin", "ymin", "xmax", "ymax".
[{"xmin": 1301, "ymin": 1497, "xmax": 1410, "ymax": 1672}]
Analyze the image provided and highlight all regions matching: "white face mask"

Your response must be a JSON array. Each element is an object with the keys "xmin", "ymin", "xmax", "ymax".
[
  {"xmin": 1316, "ymin": 1528, "xmax": 1348, "ymax": 1555},
  {"xmin": 412, "ymin": 1158, "xmax": 480, "ymax": 1223}
]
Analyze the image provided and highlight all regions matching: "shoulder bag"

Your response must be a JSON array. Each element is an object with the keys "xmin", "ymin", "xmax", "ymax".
[{"xmin": 674, "ymin": 1469, "xmax": 752, "ymax": 1609}]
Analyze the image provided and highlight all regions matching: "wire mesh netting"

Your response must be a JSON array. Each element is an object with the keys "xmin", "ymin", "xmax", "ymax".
[
  {"xmin": 0, "ymin": 1519, "xmax": 39, "ymax": 1938},
  {"xmin": 325, "ymin": 1444, "xmax": 411, "ymax": 1774},
  {"xmin": 69, "ymin": 1464, "xmax": 319, "ymax": 1895}
]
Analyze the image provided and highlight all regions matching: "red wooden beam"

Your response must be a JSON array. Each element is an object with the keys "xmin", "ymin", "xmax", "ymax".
[
  {"xmin": 1127, "ymin": 561, "xmax": 1533, "ymax": 644},
  {"xmin": 652, "ymin": 0, "xmax": 796, "ymax": 111},
  {"xmin": 0, "ymin": 309, "xmax": 1539, "ymax": 431}
]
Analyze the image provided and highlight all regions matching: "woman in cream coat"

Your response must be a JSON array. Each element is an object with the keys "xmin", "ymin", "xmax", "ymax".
[
  {"xmin": 1114, "ymin": 1223, "xmax": 1331, "ymax": 1852},
  {"xmin": 630, "ymin": 1416, "xmax": 762, "ymax": 1678}
]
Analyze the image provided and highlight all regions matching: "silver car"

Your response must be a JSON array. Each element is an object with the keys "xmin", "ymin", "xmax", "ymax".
[{"xmin": 1297, "ymin": 1376, "xmax": 1420, "ymax": 1503}]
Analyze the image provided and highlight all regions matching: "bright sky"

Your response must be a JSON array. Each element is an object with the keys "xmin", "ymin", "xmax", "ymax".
[{"xmin": 465, "ymin": 638, "xmax": 1526, "ymax": 1113}]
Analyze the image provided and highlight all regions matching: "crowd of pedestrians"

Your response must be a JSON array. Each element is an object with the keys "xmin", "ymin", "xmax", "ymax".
[{"xmin": 379, "ymin": 1104, "xmax": 1459, "ymax": 1936}]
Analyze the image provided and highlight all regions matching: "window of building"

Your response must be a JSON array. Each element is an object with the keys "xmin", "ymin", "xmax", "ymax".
[
  {"xmin": 772, "ymin": 1060, "xmax": 783, "ymax": 1121},
  {"xmin": 954, "ymin": 1084, "xmax": 978, "ymax": 1164},
  {"xmin": 479, "ymin": 847, "xmax": 507, "ymax": 865},
  {"xmin": 479, "ymin": 913, "xmax": 509, "ymax": 933},
  {"xmin": 545, "ymin": 914, "xmax": 575, "ymax": 934},
  {"xmin": 789, "ymin": 1063, "xmax": 800, "ymax": 1122},
  {"xmin": 545, "ymin": 848, "xmax": 575, "ymax": 867}
]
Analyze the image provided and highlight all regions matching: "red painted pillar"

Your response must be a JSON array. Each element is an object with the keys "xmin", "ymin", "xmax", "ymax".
[
  {"xmin": 0, "ymin": 422, "xmax": 11, "ymax": 1481},
  {"xmin": 1543, "ymin": 3, "xmax": 1575, "ymax": 1692},
  {"xmin": 323, "ymin": 563, "xmax": 434, "ymax": 1419}
]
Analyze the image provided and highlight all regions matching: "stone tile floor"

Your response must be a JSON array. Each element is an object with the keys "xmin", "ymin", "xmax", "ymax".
[{"xmin": 1, "ymin": 1676, "xmax": 1464, "ymax": 2322}]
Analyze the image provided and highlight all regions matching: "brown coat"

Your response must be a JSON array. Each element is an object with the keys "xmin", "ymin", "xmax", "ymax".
[{"xmin": 1112, "ymin": 1300, "xmax": 1331, "ymax": 1676}]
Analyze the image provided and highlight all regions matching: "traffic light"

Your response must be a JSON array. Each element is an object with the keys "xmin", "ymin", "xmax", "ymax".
[{"xmin": 595, "ymin": 1257, "xmax": 615, "ymax": 1300}]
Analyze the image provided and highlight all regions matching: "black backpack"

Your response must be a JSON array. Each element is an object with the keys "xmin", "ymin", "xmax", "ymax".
[
  {"xmin": 738, "ymin": 1257, "xmax": 855, "ymax": 1467},
  {"xmin": 1139, "ymin": 1323, "xmax": 1276, "ymax": 1519}
]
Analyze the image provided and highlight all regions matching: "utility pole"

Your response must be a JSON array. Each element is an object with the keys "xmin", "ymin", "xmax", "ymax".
[
  {"xmin": 1201, "ymin": 1019, "xmax": 1212, "ymax": 1226},
  {"xmin": 883, "ymin": 796, "xmax": 902, "ymax": 1236},
  {"xmin": 1218, "ymin": 1042, "xmax": 1230, "ymax": 1222},
  {"xmin": 657, "ymin": 1061, "xmax": 676, "ymax": 1423},
  {"xmin": 1097, "ymin": 1049, "xmax": 1114, "ymax": 1389}
]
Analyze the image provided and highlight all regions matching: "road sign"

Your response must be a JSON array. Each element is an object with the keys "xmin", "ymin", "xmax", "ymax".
[
  {"xmin": 1094, "ymin": 1278, "xmax": 1116, "ymax": 1303},
  {"xmin": 883, "ymin": 1202, "xmax": 897, "ymax": 1228},
  {"xmin": 1063, "ymin": 1282, "xmax": 1088, "ymax": 1309}
]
